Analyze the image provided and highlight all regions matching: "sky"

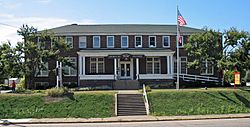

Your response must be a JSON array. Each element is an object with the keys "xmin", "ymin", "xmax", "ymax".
[{"xmin": 0, "ymin": 0, "xmax": 250, "ymax": 45}]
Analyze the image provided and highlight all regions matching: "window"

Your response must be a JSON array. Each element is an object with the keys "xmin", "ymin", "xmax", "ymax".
[
  {"xmin": 90, "ymin": 57, "xmax": 105, "ymax": 73},
  {"xmin": 79, "ymin": 36, "xmax": 87, "ymax": 48},
  {"xmin": 51, "ymin": 37, "xmax": 58, "ymax": 48},
  {"xmin": 201, "ymin": 60, "xmax": 214, "ymax": 75},
  {"xmin": 121, "ymin": 36, "xmax": 128, "ymax": 48},
  {"xmin": 63, "ymin": 57, "xmax": 77, "ymax": 76},
  {"xmin": 37, "ymin": 62, "xmax": 48, "ymax": 77},
  {"xmin": 146, "ymin": 57, "xmax": 161, "ymax": 74},
  {"xmin": 180, "ymin": 57, "xmax": 187, "ymax": 74},
  {"xmin": 149, "ymin": 36, "xmax": 156, "ymax": 47},
  {"xmin": 37, "ymin": 37, "xmax": 45, "ymax": 49},
  {"xmin": 176, "ymin": 36, "xmax": 184, "ymax": 47},
  {"xmin": 66, "ymin": 36, "xmax": 73, "ymax": 48},
  {"xmin": 93, "ymin": 36, "xmax": 100, "ymax": 48},
  {"xmin": 163, "ymin": 36, "xmax": 170, "ymax": 47},
  {"xmin": 107, "ymin": 36, "xmax": 114, "ymax": 48},
  {"xmin": 135, "ymin": 36, "xmax": 142, "ymax": 47}
]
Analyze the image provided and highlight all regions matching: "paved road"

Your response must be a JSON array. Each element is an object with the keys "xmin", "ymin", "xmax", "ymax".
[{"xmin": 2, "ymin": 118, "xmax": 250, "ymax": 127}]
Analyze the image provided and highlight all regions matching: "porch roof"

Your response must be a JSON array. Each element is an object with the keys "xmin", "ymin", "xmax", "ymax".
[{"xmin": 77, "ymin": 49, "xmax": 175, "ymax": 56}]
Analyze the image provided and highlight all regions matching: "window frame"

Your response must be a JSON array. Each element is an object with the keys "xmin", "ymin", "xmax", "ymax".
[
  {"xmin": 180, "ymin": 57, "xmax": 187, "ymax": 74},
  {"xmin": 36, "ymin": 62, "xmax": 48, "ymax": 77},
  {"xmin": 200, "ymin": 60, "xmax": 214, "ymax": 75},
  {"xmin": 90, "ymin": 57, "xmax": 105, "ymax": 74},
  {"xmin": 149, "ymin": 36, "xmax": 156, "ymax": 48},
  {"xmin": 93, "ymin": 36, "xmax": 100, "ymax": 48},
  {"xmin": 79, "ymin": 36, "xmax": 87, "ymax": 48},
  {"xmin": 121, "ymin": 36, "xmax": 128, "ymax": 48},
  {"xmin": 65, "ymin": 36, "xmax": 73, "ymax": 48},
  {"xmin": 63, "ymin": 57, "xmax": 77, "ymax": 76},
  {"xmin": 146, "ymin": 57, "xmax": 161, "ymax": 74},
  {"xmin": 176, "ymin": 36, "xmax": 184, "ymax": 48},
  {"xmin": 107, "ymin": 36, "xmax": 114, "ymax": 48},
  {"xmin": 135, "ymin": 36, "xmax": 142, "ymax": 48},
  {"xmin": 162, "ymin": 36, "xmax": 170, "ymax": 48}
]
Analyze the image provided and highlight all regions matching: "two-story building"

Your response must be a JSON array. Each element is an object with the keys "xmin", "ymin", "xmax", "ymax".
[{"xmin": 33, "ymin": 24, "xmax": 220, "ymax": 89}]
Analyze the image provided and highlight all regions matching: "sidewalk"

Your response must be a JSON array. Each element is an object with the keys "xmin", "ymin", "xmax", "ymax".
[{"xmin": 1, "ymin": 113, "xmax": 250, "ymax": 124}]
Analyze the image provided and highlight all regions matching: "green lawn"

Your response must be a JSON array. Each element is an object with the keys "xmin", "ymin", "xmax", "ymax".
[
  {"xmin": 148, "ymin": 88, "xmax": 250, "ymax": 116},
  {"xmin": 0, "ymin": 93, "xmax": 114, "ymax": 118}
]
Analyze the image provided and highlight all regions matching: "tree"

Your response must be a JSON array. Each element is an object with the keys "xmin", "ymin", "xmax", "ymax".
[
  {"xmin": 184, "ymin": 28, "xmax": 222, "ymax": 70},
  {"xmin": 17, "ymin": 24, "xmax": 70, "ymax": 89},
  {"xmin": 0, "ymin": 42, "xmax": 23, "ymax": 80}
]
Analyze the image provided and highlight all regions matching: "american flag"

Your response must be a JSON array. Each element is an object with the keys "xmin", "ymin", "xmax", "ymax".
[
  {"xmin": 177, "ymin": 9, "xmax": 187, "ymax": 26},
  {"xmin": 177, "ymin": 8, "xmax": 186, "ymax": 44}
]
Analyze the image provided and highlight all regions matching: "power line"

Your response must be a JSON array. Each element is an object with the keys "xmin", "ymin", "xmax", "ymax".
[{"xmin": 0, "ymin": 22, "xmax": 18, "ymax": 28}]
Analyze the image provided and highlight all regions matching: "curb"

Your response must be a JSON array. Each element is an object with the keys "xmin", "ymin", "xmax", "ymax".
[{"xmin": 1, "ymin": 114, "xmax": 250, "ymax": 124}]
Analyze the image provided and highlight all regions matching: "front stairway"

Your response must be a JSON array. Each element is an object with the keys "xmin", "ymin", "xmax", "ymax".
[{"xmin": 117, "ymin": 94, "xmax": 147, "ymax": 116}]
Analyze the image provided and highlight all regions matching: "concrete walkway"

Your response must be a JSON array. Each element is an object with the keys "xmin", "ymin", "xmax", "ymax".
[{"xmin": 1, "ymin": 114, "xmax": 250, "ymax": 124}]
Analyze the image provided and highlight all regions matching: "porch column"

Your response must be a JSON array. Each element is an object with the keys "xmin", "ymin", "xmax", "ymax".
[
  {"xmin": 167, "ymin": 56, "xmax": 170, "ymax": 74},
  {"xmin": 171, "ymin": 55, "xmax": 174, "ymax": 75},
  {"xmin": 136, "ymin": 58, "xmax": 139, "ymax": 80},
  {"xmin": 82, "ymin": 56, "xmax": 85, "ymax": 75},
  {"xmin": 114, "ymin": 58, "xmax": 117, "ymax": 80}
]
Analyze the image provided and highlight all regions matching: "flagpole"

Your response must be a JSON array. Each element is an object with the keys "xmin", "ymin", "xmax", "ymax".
[{"xmin": 176, "ymin": 6, "xmax": 180, "ymax": 90}]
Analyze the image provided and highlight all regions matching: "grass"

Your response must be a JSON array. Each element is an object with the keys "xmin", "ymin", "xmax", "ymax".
[
  {"xmin": 0, "ymin": 92, "xmax": 114, "ymax": 118},
  {"xmin": 148, "ymin": 88, "xmax": 250, "ymax": 116}
]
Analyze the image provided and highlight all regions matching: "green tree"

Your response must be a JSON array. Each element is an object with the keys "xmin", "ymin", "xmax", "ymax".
[
  {"xmin": 17, "ymin": 24, "xmax": 70, "ymax": 89},
  {"xmin": 0, "ymin": 42, "xmax": 23, "ymax": 80},
  {"xmin": 184, "ymin": 28, "xmax": 222, "ymax": 70}
]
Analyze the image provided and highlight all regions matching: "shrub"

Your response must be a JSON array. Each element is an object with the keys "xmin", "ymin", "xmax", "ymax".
[
  {"xmin": 46, "ymin": 87, "xmax": 70, "ymax": 97},
  {"xmin": 145, "ymin": 85, "xmax": 152, "ymax": 92},
  {"xmin": 224, "ymin": 70, "xmax": 235, "ymax": 83}
]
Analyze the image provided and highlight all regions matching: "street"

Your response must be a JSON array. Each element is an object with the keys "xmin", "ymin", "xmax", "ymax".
[{"xmin": 2, "ymin": 118, "xmax": 250, "ymax": 127}]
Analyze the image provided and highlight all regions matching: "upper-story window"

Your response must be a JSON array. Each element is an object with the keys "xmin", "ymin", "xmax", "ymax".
[
  {"xmin": 177, "ymin": 36, "xmax": 184, "ymax": 47},
  {"xmin": 163, "ymin": 36, "xmax": 170, "ymax": 47},
  {"xmin": 66, "ymin": 36, "xmax": 73, "ymax": 48},
  {"xmin": 149, "ymin": 36, "xmax": 156, "ymax": 47},
  {"xmin": 79, "ymin": 36, "xmax": 87, "ymax": 48},
  {"xmin": 107, "ymin": 36, "xmax": 114, "ymax": 48},
  {"xmin": 121, "ymin": 36, "xmax": 128, "ymax": 48},
  {"xmin": 135, "ymin": 36, "xmax": 142, "ymax": 48},
  {"xmin": 93, "ymin": 36, "xmax": 100, "ymax": 48}
]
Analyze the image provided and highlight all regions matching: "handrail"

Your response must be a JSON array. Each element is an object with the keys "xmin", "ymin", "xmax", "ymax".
[
  {"xmin": 115, "ymin": 93, "xmax": 117, "ymax": 116},
  {"xmin": 173, "ymin": 73, "xmax": 220, "ymax": 82},
  {"xmin": 143, "ymin": 84, "xmax": 150, "ymax": 115}
]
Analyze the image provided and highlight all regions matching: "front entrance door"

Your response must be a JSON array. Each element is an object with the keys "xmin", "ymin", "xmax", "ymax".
[{"xmin": 120, "ymin": 62, "xmax": 131, "ymax": 79}]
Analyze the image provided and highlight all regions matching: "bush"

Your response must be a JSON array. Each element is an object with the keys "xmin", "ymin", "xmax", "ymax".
[
  {"xmin": 145, "ymin": 85, "xmax": 152, "ymax": 92},
  {"xmin": 46, "ymin": 87, "xmax": 70, "ymax": 97},
  {"xmin": 224, "ymin": 70, "xmax": 235, "ymax": 83}
]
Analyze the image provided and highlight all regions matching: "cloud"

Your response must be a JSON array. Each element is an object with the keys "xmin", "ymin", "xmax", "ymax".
[{"xmin": 0, "ymin": 13, "xmax": 96, "ymax": 45}]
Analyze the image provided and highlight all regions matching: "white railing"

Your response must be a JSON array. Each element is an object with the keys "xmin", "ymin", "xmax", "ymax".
[
  {"xmin": 174, "ymin": 73, "xmax": 220, "ymax": 82},
  {"xmin": 143, "ymin": 84, "xmax": 150, "ymax": 115},
  {"xmin": 115, "ymin": 94, "xmax": 117, "ymax": 116}
]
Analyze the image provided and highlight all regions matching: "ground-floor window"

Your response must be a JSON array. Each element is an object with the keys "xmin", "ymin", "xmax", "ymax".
[
  {"xmin": 146, "ymin": 57, "xmax": 161, "ymax": 74},
  {"xmin": 90, "ymin": 57, "xmax": 105, "ymax": 74},
  {"xmin": 63, "ymin": 57, "xmax": 77, "ymax": 76},
  {"xmin": 174, "ymin": 57, "xmax": 187, "ymax": 74},
  {"xmin": 201, "ymin": 60, "xmax": 213, "ymax": 75},
  {"xmin": 36, "ymin": 62, "xmax": 48, "ymax": 77},
  {"xmin": 180, "ymin": 57, "xmax": 187, "ymax": 74}
]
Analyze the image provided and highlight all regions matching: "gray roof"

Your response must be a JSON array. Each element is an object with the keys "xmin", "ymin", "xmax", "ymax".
[{"xmin": 46, "ymin": 24, "xmax": 203, "ymax": 35}]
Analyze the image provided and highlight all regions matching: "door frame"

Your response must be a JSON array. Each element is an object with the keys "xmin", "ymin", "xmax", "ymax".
[{"xmin": 118, "ymin": 58, "xmax": 133, "ymax": 80}]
